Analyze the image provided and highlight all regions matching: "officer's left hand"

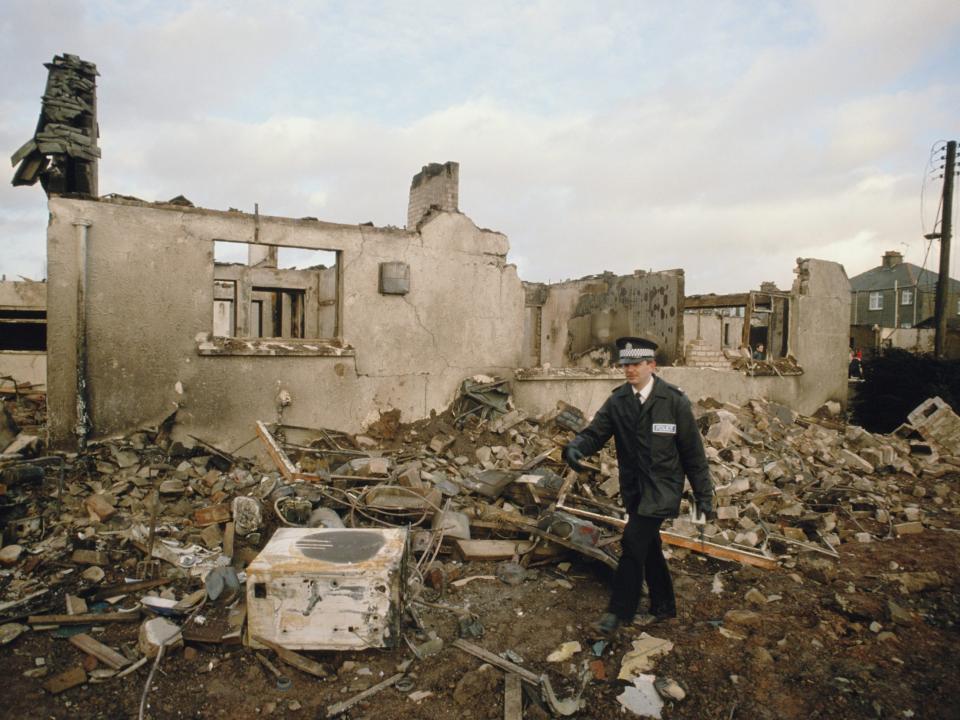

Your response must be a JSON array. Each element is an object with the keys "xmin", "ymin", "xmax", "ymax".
[{"xmin": 696, "ymin": 500, "xmax": 717, "ymax": 521}]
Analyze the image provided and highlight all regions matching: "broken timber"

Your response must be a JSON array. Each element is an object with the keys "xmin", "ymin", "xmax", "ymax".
[
  {"xmin": 326, "ymin": 672, "xmax": 404, "ymax": 717},
  {"xmin": 557, "ymin": 504, "xmax": 778, "ymax": 570},
  {"xmin": 471, "ymin": 504, "xmax": 617, "ymax": 569}
]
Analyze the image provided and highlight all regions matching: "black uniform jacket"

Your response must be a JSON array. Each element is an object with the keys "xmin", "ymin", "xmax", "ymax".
[{"xmin": 568, "ymin": 375, "xmax": 712, "ymax": 518}]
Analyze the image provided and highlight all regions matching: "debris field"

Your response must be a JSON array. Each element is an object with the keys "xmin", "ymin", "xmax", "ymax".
[{"xmin": 0, "ymin": 377, "xmax": 958, "ymax": 719}]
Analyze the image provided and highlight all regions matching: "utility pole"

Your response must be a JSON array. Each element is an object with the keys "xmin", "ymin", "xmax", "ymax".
[{"xmin": 934, "ymin": 140, "xmax": 955, "ymax": 359}]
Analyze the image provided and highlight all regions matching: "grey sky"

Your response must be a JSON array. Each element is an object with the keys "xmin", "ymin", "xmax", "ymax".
[{"xmin": 1, "ymin": 1, "xmax": 958, "ymax": 293}]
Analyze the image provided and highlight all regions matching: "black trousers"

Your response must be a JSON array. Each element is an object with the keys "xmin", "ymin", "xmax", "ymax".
[{"xmin": 608, "ymin": 514, "xmax": 675, "ymax": 620}]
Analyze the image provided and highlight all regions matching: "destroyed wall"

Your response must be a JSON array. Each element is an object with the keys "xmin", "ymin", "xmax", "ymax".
[
  {"xmin": 45, "ymin": 196, "xmax": 524, "ymax": 451},
  {"xmin": 682, "ymin": 312, "xmax": 745, "ymax": 350},
  {"xmin": 0, "ymin": 279, "xmax": 47, "ymax": 389},
  {"xmin": 514, "ymin": 259, "xmax": 850, "ymax": 418},
  {"xmin": 525, "ymin": 270, "xmax": 684, "ymax": 368},
  {"xmin": 407, "ymin": 161, "xmax": 459, "ymax": 229}
]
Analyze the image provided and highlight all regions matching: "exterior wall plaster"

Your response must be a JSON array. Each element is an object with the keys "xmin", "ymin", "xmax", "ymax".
[
  {"xmin": 0, "ymin": 279, "xmax": 47, "ymax": 388},
  {"xmin": 46, "ymin": 197, "xmax": 524, "ymax": 451}
]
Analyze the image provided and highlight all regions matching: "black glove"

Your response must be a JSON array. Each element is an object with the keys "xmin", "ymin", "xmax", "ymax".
[
  {"xmin": 696, "ymin": 499, "xmax": 716, "ymax": 521},
  {"xmin": 563, "ymin": 445, "xmax": 586, "ymax": 472}
]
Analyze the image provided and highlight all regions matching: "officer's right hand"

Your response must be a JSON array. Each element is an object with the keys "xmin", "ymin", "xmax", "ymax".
[{"xmin": 563, "ymin": 445, "xmax": 586, "ymax": 472}]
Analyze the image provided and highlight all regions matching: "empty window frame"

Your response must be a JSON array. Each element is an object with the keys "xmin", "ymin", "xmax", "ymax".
[
  {"xmin": 868, "ymin": 292, "xmax": 883, "ymax": 311},
  {"xmin": 213, "ymin": 240, "xmax": 339, "ymax": 339},
  {"xmin": 0, "ymin": 309, "xmax": 47, "ymax": 351}
]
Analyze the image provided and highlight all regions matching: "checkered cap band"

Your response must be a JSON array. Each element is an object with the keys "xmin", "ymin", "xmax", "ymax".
[{"xmin": 619, "ymin": 347, "xmax": 655, "ymax": 360}]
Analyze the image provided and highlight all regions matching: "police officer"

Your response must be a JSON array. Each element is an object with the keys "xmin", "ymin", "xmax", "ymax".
[{"xmin": 563, "ymin": 336, "xmax": 713, "ymax": 634}]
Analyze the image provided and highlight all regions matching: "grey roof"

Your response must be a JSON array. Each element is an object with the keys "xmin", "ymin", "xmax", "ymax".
[{"xmin": 848, "ymin": 262, "xmax": 960, "ymax": 293}]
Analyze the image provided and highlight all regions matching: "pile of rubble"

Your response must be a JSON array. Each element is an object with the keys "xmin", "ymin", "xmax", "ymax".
[{"xmin": 0, "ymin": 379, "xmax": 957, "ymax": 715}]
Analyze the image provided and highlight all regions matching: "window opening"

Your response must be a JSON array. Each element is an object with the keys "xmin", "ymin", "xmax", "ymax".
[
  {"xmin": 0, "ymin": 309, "xmax": 47, "ymax": 351},
  {"xmin": 212, "ymin": 240, "xmax": 339, "ymax": 340}
]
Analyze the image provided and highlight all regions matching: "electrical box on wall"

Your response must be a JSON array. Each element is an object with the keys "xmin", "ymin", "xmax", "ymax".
[
  {"xmin": 246, "ymin": 528, "xmax": 408, "ymax": 651},
  {"xmin": 379, "ymin": 262, "xmax": 410, "ymax": 295}
]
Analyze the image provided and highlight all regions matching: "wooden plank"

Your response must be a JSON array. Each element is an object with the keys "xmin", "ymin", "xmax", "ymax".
[
  {"xmin": 555, "ymin": 504, "xmax": 778, "ymax": 570},
  {"xmin": 471, "ymin": 505, "xmax": 617, "ymax": 569},
  {"xmin": 504, "ymin": 673, "xmax": 523, "ymax": 720},
  {"xmin": 43, "ymin": 665, "xmax": 87, "ymax": 694},
  {"xmin": 68, "ymin": 633, "xmax": 129, "ymax": 669},
  {"xmin": 326, "ymin": 672, "xmax": 404, "ymax": 717},
  {"xmin": 28, "ymin": 611, "xmax": 141, "ymax": 625},
  {"xmin": 253, "ymin": 636, "xmax": 328, "ymax": 678},
  {"xmin": 255, "ymin": 421, "xmax": 297, "ymax": 480},
  {"xmin": 452, "ymin": 639, "xmax": 540, "ymax": 685},
  {"xmin": 659, "ymin": 532, "xmax": 778, "ymax": 570}
]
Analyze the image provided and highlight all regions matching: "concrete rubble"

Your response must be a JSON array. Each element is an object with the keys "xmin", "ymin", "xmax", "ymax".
[{"xmin": 0, "ymin": 380, "xmax": 958, "ymax": 717}]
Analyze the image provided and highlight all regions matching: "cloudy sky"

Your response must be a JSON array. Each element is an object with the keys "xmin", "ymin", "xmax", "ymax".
[{"xmin": 1, "ymin": 1, "xmax": 958, "ymax": 293}]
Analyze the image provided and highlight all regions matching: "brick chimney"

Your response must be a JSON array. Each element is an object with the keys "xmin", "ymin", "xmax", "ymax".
[
  {"xmin": 882, "ymin": 250, "xmax": 903, "ymax": 269},
  {"xmin": 407, "ymin": 161, "xmax": 459, "ymax": 229}
]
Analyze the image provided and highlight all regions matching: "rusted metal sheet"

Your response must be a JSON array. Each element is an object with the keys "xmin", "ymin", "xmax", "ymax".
[{"xmin": 246, "ymin": 528, "xmax": 407, "ymax": 651}]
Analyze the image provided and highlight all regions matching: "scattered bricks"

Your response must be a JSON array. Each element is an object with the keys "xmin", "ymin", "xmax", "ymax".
[
  {"xmin": 903, "ymin": 507, "xmax": 921, "ymax": 522},
  {"xmin": 193, "ymin": 503, "xmax": 231, "ymax": 527},
  {"xmin": 184, "ymin": 646, "xmax": 199, "ymax": 661},
  {"xmin": 84, "ymin": 494, "xmax": 116, "ymax": 521},
  {"xmin": 200, "ymin": 524, "xmax": 223, "ymax": 549},
  {"xmin": 906, "ymin": 396, "xmax": 960, "ymax": 453},
  {"xmin": 71, "ymin": 549, "xmax": 109, "ymax": 566},
  {"xmin": 364, "ymin": 458, "xmax": 390, "ymax": 477},
  {"xmin": 855, "ymin": 532, "xmax": 873, "ymax": 543},
  {"xmin": 763, "ymin": 460, "xmax": 789, "ymax": 482},
  {"xmin": 894, "ymin": 521, "xmax": 923, "ymax": 536},
  {"xmin": 65, "ymin": 595, "xmax": 88, "ymax": 615},
  {"xmin": 716, "ymin": 506, "xmax": 739, "ymax": 521},
  {"xmin": 778, "ymin": 502, "xmax": 803, "ymax": 517},
  {"xmin": 398, "ymin": 466, "xmax": 424, "ymax": 488},
  {"xmin": 887, "ymin": 600, "xmax": 913, "ymax": 625},
  {"xmin": 202, "ymin": 469, "xmax": 221, "ymax": 487},
  {"xmin": 734, "ymin": 530, "xmax": 760, "ymax": 547},
  {"xmin": 858, "ymin": 447, "xmax": 884, "ymax": 469},
  {"xmin": 81, "ymin": 566, "xmax": 105, "ymax": 582},
  {"xmin": 839, "ymin": 449, "xmax": 874, "ymax": 474},
  {"xmin": 744, "ymin": 588, "xmax": 767, "ymax": 605},
  {"xmin": 716, "ymin": 477, "xmax": 751, "ymax": 497},
  {"xmin": 599, "ymin": 476, "xmax": 620, "ymax": 498},
  {"xmin": 0, "ymin": 544, "xmax": 24, "ymax": 566},
  {"xmin": 879, "ymin": 445, "xmax": 897, "ymax": 466},
  {"xmin": 429, "ymin": 434, "xmax": 455, "ymax": 454},
  {"xmin": 43, "ymin": 665, "xmax": 87, "ymax": 694},
  {"xmin": 722, "ymin": 609, "xmax": 763, "ymax": 629},
  {"xmin": 159, "ymin": 479, "xmax": 186, "ymax": 494},
  {"xmin": 781, "ymin": 526, "xmax": 807, "ymax": 542}
]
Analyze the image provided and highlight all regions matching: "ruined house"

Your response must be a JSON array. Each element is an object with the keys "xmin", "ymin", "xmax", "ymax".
[
  {"xmin": 0, "ymin": 278, "xmax": 47, "ymax": 390},
  {"xmin": 9, "ymin": 58, "xmax": 852, "ymax": 453}
]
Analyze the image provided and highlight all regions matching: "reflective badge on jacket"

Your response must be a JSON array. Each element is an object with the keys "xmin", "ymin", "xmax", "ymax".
[{"xmin": 652, "ymin": 423, "xmax": 677, "ymax": 434}]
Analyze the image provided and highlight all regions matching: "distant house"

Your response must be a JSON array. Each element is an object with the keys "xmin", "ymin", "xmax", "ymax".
[{"xmin": 849, "ymin": 250, "xmax": 960, "ymax": 357}]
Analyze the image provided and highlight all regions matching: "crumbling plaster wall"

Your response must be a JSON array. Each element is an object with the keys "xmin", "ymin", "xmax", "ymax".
[
  {"xmin": 533, "ymin": 271, "xmax": 684, "ymax": 368},
  {"xmin": 514, "ymin": 259, "xmax": 851, "ymax": 419},
  {"xmin": 788, "ymin": 258, "xmax": 851, "ymax": 412},
  {"xmin": 0, "ymin": 279, "xmax": 47, "ymax": 388},
  {"xmin": 46, "ymin": 198, "xmax": 524, "ymax": 450}
]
